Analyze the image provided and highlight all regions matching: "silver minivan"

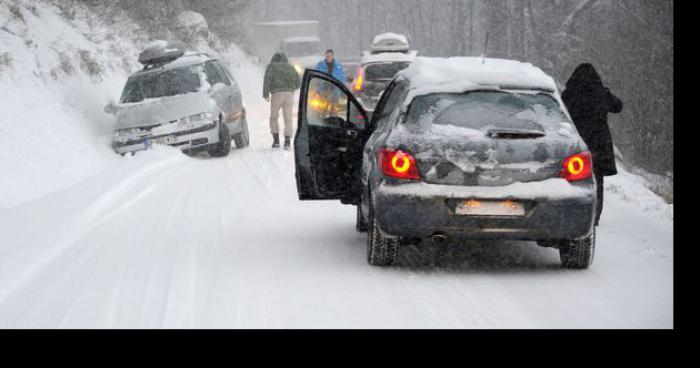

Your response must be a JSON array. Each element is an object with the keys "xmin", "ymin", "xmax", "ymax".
[{"xmin": 108, "ymin": 41, "xmax": 250, "ymax": 156}]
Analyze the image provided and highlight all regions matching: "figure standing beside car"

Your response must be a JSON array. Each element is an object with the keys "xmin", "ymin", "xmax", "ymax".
[
  {"xmin": 263, "ymin": 52, "xmax": 301, "ymax": 150},
  {"xmin": 562, "ymin": 63, "xmax": 623, "ymax": 226}
]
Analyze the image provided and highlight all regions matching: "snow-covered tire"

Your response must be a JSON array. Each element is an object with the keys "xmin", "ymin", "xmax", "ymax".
[
  {"xmin": 559, "ymin": 229, "xmax": 596, "ymax": 269},
  {"xmin": 208, "ymin": 120, "xmax": 231, "ymax": 157},
  {"xmin": 233, "ymin": 116, "xmax": 250, "ymax": 149},
  {"xmin": 356, "ymin": 205, "xmax": 368, "ymax": 232},
  {"xmin": 367, "ymin": 211, "xmax": 400, "ymax": 266}
]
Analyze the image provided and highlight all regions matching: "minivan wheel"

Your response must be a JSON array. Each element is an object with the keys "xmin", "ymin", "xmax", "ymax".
[
  {"xmin": 559, "ymin": 229, "xmax": 596, "ymax": 269},
  {"xmin": 367, "ymin": 210, "xmax": 401, "ymax": 266},
  {"xmin": 356, "ymin": 205, "xmax": 368, "ymax": 232},
  {"xmin": 208, "ymin": 121, "xmax": 231, "ymax": 157},
  {"xmin": 233, "ymin": 116, "xmax": 250, "ymax": 149}
]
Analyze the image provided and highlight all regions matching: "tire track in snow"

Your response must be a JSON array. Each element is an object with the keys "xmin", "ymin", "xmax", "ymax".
[{"xmin": 0, "ymin": 153, "xmax": 185, "ymax": 327}]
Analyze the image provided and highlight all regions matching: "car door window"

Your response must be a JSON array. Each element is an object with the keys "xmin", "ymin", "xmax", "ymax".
[
  {"xmin": 375, "ymin": 82, "xmax": 407, "ymax": 133},
  {"xmin": 307, "ymin": 77, "xmax": 367, "ymax": 131},
  {"xmin": 203, "ymin": 61, "xmax": 224, "ymax": 86},
  {"xmin": 213, "ymin": 62, "xmax": 232, "ymax": 86}
]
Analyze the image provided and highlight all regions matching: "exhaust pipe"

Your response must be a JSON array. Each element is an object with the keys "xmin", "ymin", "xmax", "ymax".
[{"xmin": 431, "ymin": 232, "xmax": 448, "ymax": 243}]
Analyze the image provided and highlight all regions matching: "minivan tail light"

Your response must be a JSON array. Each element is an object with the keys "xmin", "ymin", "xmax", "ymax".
[
  {"xmin": 354, "ymin": 68, "xmax": 365, "ymax": 92},
  {"xmin": 561, "ymin": 151, "xmax": 592, "ymax": 181},
  {"xmin": 379, "ymin": 148, "xmax": 421, "ymax": 180}
]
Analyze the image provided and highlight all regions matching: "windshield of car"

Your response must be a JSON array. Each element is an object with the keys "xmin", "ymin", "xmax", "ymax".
[
  {"xmin": 120, "ymin": 65, "xmax": 202, "ymax": 103},
  {"xmin": 405, "ymin": 91, "xmax": 569, "ymax": 130},
  {"xmin": 283, "ymin": 41, "xmax": 320, "ymax": 57},
  {"xmin": 365, "ymin": 62, "xmax": 410, "ymax": 82}
]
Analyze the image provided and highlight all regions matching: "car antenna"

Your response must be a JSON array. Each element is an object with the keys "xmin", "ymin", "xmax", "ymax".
[{"xmin": 482, "ymin": 32, "xmax": 490, "ymax": 64}]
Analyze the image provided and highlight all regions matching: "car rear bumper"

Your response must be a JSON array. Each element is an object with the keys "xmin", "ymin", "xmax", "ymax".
[
  {"xmin": 112, "ymin": 123, "xmax": 219, "ymax": 155},
  {"xmin": 373, "ymin": 179, "xmax": 596, "ymax": 241}
]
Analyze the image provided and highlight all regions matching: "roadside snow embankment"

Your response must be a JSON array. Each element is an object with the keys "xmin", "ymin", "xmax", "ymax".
[
  {"xmin": 0, "ymin": 1, "xmax": 264, "ymax": 209},
  {"xmin": 0, "ymin": 1, "xmax": 144, "ymax": 208}
]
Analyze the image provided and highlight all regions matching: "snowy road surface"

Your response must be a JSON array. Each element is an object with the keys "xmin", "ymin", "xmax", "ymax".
[
  {"xmin": 0, "ymin": 0, "xmax": 672, "ymax": 329},
  {"xmin": 0, "ymin": 116, "xmax": 673, "ymax": 328}
]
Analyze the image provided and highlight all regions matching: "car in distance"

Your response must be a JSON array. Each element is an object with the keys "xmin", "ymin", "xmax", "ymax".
[
  {"xmin": 108, "ymin": 41, "xmax": 250, "ymax": 156},
  {"xmin": 352, "ymin": 33, "xmax": 417, "ymax": 118},
  {"xmin": 293, "ymin": 57, "xmax": 597, "ymax": 269}
]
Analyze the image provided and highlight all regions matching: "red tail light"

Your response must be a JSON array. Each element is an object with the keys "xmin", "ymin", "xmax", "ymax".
[
  {"xmin": 354, "ymin": 67, "xmax": 365, "ymax": 92},
  {"xmin": 379, "ymin": 148, "xmax": 421, "ymax": 180},
  {"xmin": 561, "ymin": 151, "xmax": 592, "ymax": 181}
]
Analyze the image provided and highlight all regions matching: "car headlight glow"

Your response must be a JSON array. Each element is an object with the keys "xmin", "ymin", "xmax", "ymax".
[{"xmin": 294, "ymin": 64, "xmax": 303, "ymax": 75}]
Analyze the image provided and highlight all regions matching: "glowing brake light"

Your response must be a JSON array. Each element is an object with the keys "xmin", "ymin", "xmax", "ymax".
[
  {"xmin": 561, "ymin": 151, "xmax": 592, "ymax": 181},
  {"xmin": 354, "ymin": 67, "xmax": 365, "ymax": 92},
  {"xmin": 379, "ymin": 148, "xmax": 421, "ymax": 180}
]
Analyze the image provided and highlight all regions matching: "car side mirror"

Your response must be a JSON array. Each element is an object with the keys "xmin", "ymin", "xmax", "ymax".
[{"xmin": 104, "ymin": 100, "xmax": 119, "ymax": 115}]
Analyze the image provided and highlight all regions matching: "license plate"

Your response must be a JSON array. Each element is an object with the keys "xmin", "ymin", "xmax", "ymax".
[
  {"xmin": 455, "ymin": 200, "xmax": 525, "ymax": 216},
  {"xmin": 155, "ymin": 135, "xmax": 176, "ymax": 145}
]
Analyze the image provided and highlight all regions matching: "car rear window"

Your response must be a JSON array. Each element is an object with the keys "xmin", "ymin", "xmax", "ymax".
[
  {"xmin": 405, "ymin": 91, "xmax": 569, "ymax": 130},
  {"xmin": 365, "ymin": 62, "xmax": 410, "ymax": 81},
  {"xmin": 120, "ymin": 65, "xmax": 202, "ymax": 103}
]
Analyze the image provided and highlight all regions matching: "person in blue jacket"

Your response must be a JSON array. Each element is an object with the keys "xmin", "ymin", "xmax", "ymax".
[
  {"xmin": 314, "ymin": 49, "xmax": 346, "ymax": 117},
  {"xmin": 315, "ymin": 49, "xmax": 346, "ymax": 83}
]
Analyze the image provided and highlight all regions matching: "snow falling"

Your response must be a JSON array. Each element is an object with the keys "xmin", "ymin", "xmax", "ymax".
[{"xmin": 0, "ymin": 0, "xmax": 672, "ymax": 328}]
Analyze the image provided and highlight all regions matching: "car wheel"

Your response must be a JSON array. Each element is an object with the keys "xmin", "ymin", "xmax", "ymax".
[
  {"xmin": 356, "ymin": 205, "xmax": 368, "ymax": 232},
  {"xmin": 208, "ymin": 120, "xmax": 231, "ymax": 157},
  {"xmin": 367, "ymin": 207, "xmax": 400, "ymax": 266},
  {"xmin": 233, "ymin": 116, "xmax": 250, "ymax": 149},
  {"xmin": 559, "ymin": 229, "xmax": 596, "ymax": 269}
]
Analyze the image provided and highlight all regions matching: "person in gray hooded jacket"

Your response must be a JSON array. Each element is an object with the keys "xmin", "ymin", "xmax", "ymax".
[{"xmin": 263, "ymin": 53, "xmax": 301, "ymax": 149}]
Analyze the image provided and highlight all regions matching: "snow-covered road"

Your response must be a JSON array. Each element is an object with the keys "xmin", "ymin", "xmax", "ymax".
[
  {"xmin": 0, "ymin": 0, "xmax": 673, "ymax": 329},
  {"xmin": 0, "ymin": 114, "xmax": 673, "ymax": 328}
]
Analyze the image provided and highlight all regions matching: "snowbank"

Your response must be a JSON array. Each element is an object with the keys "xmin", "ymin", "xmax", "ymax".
[
  {"xmin": 0, "ymin": 2, "xmax": 264, "ymax": 209},
  {"xmin": 0, "ymin": 1, "xmax": 146, "ymax": 208}
]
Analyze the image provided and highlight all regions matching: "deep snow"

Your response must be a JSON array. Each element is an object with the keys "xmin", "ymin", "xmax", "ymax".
[
  {"xmin": 0, "ymin": 120, "xmax": 674, "ymax": 328},
  {"xmin": 0, "ymin": 1, "xmax": 672, "ymax": 328}
]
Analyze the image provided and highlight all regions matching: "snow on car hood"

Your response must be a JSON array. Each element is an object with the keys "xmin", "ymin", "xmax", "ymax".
[{"xmin": 115, "ymin": 92, "xmax": 217, "ymax": 129}]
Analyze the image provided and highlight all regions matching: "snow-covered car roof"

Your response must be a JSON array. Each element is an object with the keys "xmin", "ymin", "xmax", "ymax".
[
  {"xmin": 361, "ymin": 50, "xmax": 418, "ymax": 65},
  {"xmin": 399, "ymin": 56, "xmax": 558, "ymax": 105}
]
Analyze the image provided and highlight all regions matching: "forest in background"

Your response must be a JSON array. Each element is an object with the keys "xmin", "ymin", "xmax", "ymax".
[
  {"xmin": 54, "ymin": 0, "xmax": 673, "ymax": 180},
  {"xmin": 246, "ymin": 0, "xmax": 673, "ymax": 180}
]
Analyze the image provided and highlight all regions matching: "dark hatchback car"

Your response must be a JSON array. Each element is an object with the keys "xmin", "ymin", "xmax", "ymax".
[
  {"xmin": 293, "ymin": 57, "xmax": 597, "ymax": 269},
  {"xmin": 352, "ymin": 51, "xmax": 416, "ymax": 117}
]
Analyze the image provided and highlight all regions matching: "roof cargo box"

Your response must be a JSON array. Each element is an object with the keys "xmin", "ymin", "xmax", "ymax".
[
  {"xmin": 138, "ymin": 40, "xmax": 189, "ymax": 66},
  {"xmin": 371, "ymin": 33, "xmax": 410, "ymax": 53}
]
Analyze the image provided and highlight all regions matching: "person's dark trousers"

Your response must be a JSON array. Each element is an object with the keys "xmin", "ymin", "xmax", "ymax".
[{"xmin": 595, "ymin": 174, "xmax": 604, "ymax": 226}]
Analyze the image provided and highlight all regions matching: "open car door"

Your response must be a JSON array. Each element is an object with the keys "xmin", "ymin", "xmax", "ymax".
[{"xmin": 294, "ymin": 70, "xmax": 370, "ymax": 202}]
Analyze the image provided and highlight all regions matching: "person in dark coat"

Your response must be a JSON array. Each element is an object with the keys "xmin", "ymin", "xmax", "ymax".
[
  {"xmin": 561, "ymin": 63, "xmax": 623, "ymax": 226},
  {"xmin": 263, "ymin": 53, "xmax": 301, "ymax": 149}
]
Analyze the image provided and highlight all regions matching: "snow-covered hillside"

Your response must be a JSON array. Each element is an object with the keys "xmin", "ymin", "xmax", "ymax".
[{"xmin": 0, "ymin": 1, "xmax": 263, "ymax": 208}]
